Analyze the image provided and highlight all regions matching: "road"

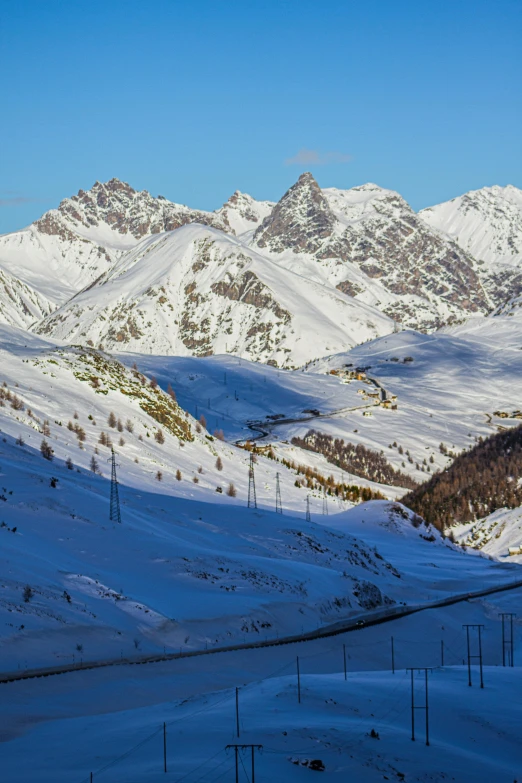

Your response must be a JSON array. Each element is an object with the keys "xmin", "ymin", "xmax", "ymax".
[{"xmin": 2, "ymin": 576, "xmax": 521, "ymax": 685}]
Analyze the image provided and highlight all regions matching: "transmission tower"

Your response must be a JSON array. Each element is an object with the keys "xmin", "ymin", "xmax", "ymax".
[
  {"xmin": 322, "ymin": 489, "xmax": 328, "ymax": 515},
  {"xmin": 108, "ymin": 448, "xmax": 122, "ymax": 524},
  {"xmin": 275, "ymin": 472, "xmax": 282, "ymax": 514},
  {"xmin": 247, "ymin": 452, "xmax": 257, "ymax": 509},
  {"xmin": 305, "ymin": 495, "xmax": 311, "ymax": 522}
]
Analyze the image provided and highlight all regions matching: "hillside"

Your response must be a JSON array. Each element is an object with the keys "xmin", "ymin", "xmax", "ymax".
[
  {"xmin": 0, "ymin": 324, "xmax": 432, "ymax": 671},
  {"xmin": 420, "ymin": 184, "xmax": 522, "ymax": 269},
  {"xmin": 420, "ymin": 184, "xmax": 522, "ymax": 309},
  {"xmin": 0, "ymin": 264, "xmax": 54, "ymax": 328},
  {"xmin": 402, "ymin": 424, "xmax": 522, "ymax": 531},
  {"xmin": 33, "ymin": 224, "xmax": 393, "ymax": 366}
]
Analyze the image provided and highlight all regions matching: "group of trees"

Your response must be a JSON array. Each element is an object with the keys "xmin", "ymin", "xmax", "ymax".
[
  {"xmin": 278, "ymin": 456, "xmax": 385, "ymax": 502},
  {"xmin": 292, "ymin": 431, "xmax": 418, "ymax": 490},
  {"xmin": 403, "ymin": 423, "xmax": 522, "ymax": 530}
]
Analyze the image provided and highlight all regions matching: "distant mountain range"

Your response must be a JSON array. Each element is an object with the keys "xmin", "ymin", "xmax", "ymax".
[{"xmin": 1, "ymin": 174, "xmax": 521, "ymax": 365}]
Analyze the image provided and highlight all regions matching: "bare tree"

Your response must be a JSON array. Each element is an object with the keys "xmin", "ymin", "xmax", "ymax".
[
  {"xmin": 226, "ymin": 482, "xmax": 237, "ymax": 497},
  {"xmin": 40, "ymin": 439, "xmax": 54, "ymax": 461}
]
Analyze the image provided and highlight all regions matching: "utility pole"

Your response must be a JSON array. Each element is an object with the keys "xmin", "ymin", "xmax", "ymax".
[
  {"xmin": 463, "ymin": 624, "xmax": 485, "ymax": 688},
  {"xmin": 247, "ymin": 452, "xmax": 257, "ymax": 509},
  {"xmin": 322, "ymin": 489, "xmax": 328, "ymax": 515},
  {"xmin": 226, "ymin": 745, "xmax": 262, "ymax": 783},
  {"xmin": 163, "ymin": 722, "xmax": 167, "ymax": 773},
  {"xmin": 108, "ymin": 448, "xmax": 121, "ymax": 524},
  {"xmin": 305, "ymin": 496, "xmax": 311, "ymax": 522},
  {"xmin": 499, "ymin": 613, "xmax": 516, "ymax": 667},
  {"xmin": 236, "ymin": 687, "xmax": 240, "ymax": 738},
  {"xmin": 275, "ymin": 472, "xmax": 282, "ymax": 514},
  {"xmin": 407, "ymin": 668, "xmax": 431, "ymax": 745}
]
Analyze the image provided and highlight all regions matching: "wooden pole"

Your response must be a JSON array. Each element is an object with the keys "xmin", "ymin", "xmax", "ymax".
[
  {"xmin": 236, "ymin": 687, "xmax": 240, "ymax": 737},
  {"xmin": 163, "ymin": 722, "xmax": 167, "ymax": 773}
]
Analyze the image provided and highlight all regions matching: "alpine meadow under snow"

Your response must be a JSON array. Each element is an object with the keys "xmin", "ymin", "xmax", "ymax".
[{"xmin": 1, "ymin": 172, "xmax": 522, "ymax": 782}]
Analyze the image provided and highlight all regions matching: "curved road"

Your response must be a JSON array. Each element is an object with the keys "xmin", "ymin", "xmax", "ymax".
[{"xmin": 2, "ymin": 576, "xmax": 521, "ymax": 685}]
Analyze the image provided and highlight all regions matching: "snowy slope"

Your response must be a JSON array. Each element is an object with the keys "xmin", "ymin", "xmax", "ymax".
[
  {"xmin": 215, "ymin": 190, "xmax": 275, "ymax": 236},
  {"xmin": 4, "ymin": 665, "xmax": 522, "ymax": 782},
  {"xmin": 252, "ymin": 174, "xmax": 489, "ymax": 330},
  {"xmin": 420, "ymin": 184, "xmax": 522, "ymax": 269},
  {"xmin": 2, "ymin": 578, "xmax": 521, "ymax": 782},
  {"xmin": 1, "ymin": 324, "xmax": 518, "ymax": 675},
  {"xmin": 34, "ymin": 224, "xmax": 394, "ymax": 366},
  {"xmin": 454, "ymin": 506, "xmax": 522, "ymax": 561},
  {"xmin": 0, "ymin": 180, "xmax": 274, "ymax": 306},
  {"xmin": 420, "ymin": 185, "xmax": 522, "ymax": 309},
  {"xmin": 127, "ymin": 324, "xmax": 522, "ymax": 489},
  {"xmin": 0, "ymin": 264, "xmax": 54, "ymax": 328}
]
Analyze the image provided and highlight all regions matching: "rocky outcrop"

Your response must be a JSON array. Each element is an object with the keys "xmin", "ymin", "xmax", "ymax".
[
  {"xmin": 254, "ymin": 172, "xmax": 336, "ymax": 254},
  {"xmin": 253, "ymin": 180, "xmax": 490, "ymax": 330}
]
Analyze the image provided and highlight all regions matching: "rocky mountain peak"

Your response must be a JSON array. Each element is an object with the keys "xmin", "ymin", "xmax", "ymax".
[
  {"xmin": 254, "ymin": 172, "xmax": 336, "ymax": 254},
  {"xmin": 216, "ymin": 191, "xmax": 275, "ymax": 236}
]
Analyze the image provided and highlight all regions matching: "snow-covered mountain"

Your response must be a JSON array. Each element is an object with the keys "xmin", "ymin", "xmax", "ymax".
[
  {"xmin": 3, "ymin": 174, "xmax": 522, "ymax": 360},
  {"xmin": 420, "ymin": 184, "xmax": 522, "ymax": 269},
  {"xmin": 420, "ymin": 185, "xmax": 522, "ymax": 307},
  {"xmin": 34, "ymin": 224, "xmax": 393, "ymax": 366},
  {"xmin": 215, "ymin": 190, "xmax": 275, "ymax": 235},
  {"xmin": 0, "ymin": 264, "xmax": 54, "ymax": 328},
  {"xmin": 252, "ymin": 174, "xmax": 489, "ymax": 329},
  {"xmin": 0, "ymin": 179, "xmax": 271, "ymax": 307}
]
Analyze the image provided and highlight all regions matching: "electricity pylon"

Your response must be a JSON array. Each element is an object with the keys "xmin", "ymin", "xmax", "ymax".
[
  {"xmin": 109, "ymin": 448, "xmax": 121, "ymax": 524},
  {"xmin": 275, "ymin": 472, "xmax": 282, "ymax": 514},
  {"xmin": 247, "ymin": 452, "xmax": 257, "ymax": 509}
]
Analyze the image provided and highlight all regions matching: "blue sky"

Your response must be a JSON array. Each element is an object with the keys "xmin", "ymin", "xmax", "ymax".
[{"xmin": 1, "ymin": 0, "xmax": 521, "ymax": 232}]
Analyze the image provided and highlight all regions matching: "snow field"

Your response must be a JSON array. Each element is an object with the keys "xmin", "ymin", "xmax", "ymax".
[{"xmin": 2, "ymin": 588, "xmax": 521, "ymax": 782}]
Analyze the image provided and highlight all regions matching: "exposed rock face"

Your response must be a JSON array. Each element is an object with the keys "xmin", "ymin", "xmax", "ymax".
[
  {"xmin": 216, "ymin": 191, "xmax": 275, "ymax": 236},
  {"xmin": 253, "ymin": 180, "xmax": 490, "ymax": 330},
  {"xmin": 420, "ymin": 184, "xmax": 522, "ymax": 310},
  {"xmin": 0, "ymin": 265, "xmax": 54, "ymax": 328},
  {"xmin": 34, "ymin": 225, "xmax": 393, "ymax": 366},
  {"xmin": 58, "ymin": 178, "xmax": 227, "ymax": 240},
  {"xmin": 420, "ymin": 185, "xmax": 522, "ymax": 269},
  {"xmin": 254, "ymin": 172, "xmax": 336, "ymax": 254},
  {"xmin": 4, "ymin": 174, "xmax": 522, "ymax": 350}
]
